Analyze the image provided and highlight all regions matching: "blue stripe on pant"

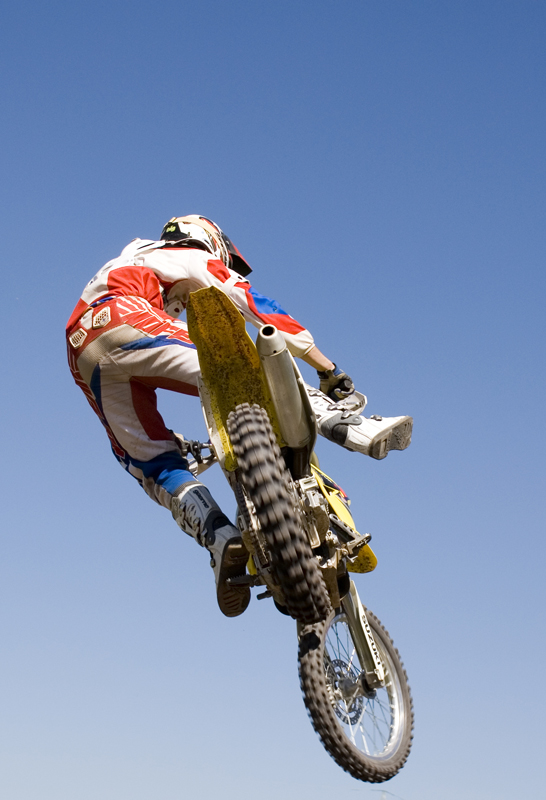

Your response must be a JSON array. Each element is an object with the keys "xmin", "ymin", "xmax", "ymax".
[
  {"xmin": 128, "ymin": 451, "xmax": 194, "ymax": 493},
  {"xmin": 124, "ymin": 450, "xmax": 196, "ymax": 509}
]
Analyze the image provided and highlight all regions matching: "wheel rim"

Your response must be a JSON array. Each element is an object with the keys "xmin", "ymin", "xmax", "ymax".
[{"xmin": 324, "ymin": 613, "xmax": 405, "ymax": 760}]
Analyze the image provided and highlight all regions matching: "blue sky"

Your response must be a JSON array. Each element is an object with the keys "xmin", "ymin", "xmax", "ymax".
[{"xmin": 1, "ymin": 2, "xmax": 545, "ymax": 798}]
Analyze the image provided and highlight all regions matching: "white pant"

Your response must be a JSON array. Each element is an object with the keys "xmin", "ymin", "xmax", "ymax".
[{"xmin": 68, "ymin": 296, "xmax": 201, "ymax": 509}]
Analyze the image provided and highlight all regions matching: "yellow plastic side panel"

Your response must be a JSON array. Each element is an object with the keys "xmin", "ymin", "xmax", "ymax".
[
  {"xmin": 311, "ymin": 464, "xmax": 378, "ymax": 574},
  {"xmin": 311, "ymin": 465, "xmax": 355, "ymax": 526},
  {"xmin": 186, "ymin": 286, "xmax": 283, "ymax": 471}
]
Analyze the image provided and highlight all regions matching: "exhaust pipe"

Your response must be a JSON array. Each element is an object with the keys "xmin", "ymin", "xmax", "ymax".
[{"xmin": 256, "ymin": 325, "xmax": 313, "ymax": 449}]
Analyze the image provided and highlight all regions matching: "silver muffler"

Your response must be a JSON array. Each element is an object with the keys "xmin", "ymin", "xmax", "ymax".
[{"xmin": 256, "ymin": 325, "xmax": 314, "ymax": 449}]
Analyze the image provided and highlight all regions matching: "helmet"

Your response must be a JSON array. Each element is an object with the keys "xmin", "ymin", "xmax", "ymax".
[{"xmin": 160, "ymin": 215, "xmax": 252, "ymax": 277}]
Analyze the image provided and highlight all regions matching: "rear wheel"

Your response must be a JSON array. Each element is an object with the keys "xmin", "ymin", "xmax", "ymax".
[
  {"xmin": 298, "ymin": 607, "xmax": 413, "ymax": 782},
  {"xmin": 227, "ymin": 403, "xmax": 330, "ymax": 624}
]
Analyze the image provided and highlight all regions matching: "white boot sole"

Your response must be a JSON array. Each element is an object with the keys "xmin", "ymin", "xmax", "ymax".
[{"xmin": 369, "ymin": 417, "xmax": 413, "ymax": 460}]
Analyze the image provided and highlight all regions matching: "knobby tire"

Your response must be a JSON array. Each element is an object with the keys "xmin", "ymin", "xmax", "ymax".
[
  {"xmin": 298, "ymin": 608, "xmax": 413, "ymax": 782},
  {"xmin": 227, "ymin": 403, "xmax": 331, "ymax": 624}
]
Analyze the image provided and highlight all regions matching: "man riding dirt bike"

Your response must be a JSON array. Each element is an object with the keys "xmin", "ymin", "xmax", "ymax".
[{"xmin": 66, "ymin": 215, "xmax": 413, "ymax": 619}]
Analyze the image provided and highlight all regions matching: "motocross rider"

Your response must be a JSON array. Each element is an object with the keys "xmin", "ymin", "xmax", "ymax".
[{"xmin": 66, "ymin": 215, "xmax": 412, "ymax": 618}]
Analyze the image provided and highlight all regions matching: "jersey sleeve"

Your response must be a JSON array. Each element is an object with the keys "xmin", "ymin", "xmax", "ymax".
[
  {"xmin": 228, "ymin": 281, "xmax": 315, "ymax": 358},
  {"xmin": 140, "ymin": 245, "xmax": 315, "ymax": 358}
]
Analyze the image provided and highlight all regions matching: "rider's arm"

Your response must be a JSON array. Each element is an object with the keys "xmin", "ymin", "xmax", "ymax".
[
  {"xmin": 139, "ymin": 247, "xmax": 315, "ymax": 356},
  {"xmin": 301, "ymin": 346, "xmax": 335, "ymax": 371},
  {"xmin": 140, "ymin": 247, "xmax": 354, "ymax": 397},
  {"xmin": 229, "ymin": 281, "xmax": 316, "ymax": 358},
  {"xmin": 302, "ymin": 349, "xmax": 355, "ymax": 400},
  {"xmin": 233, "ymin": 283, "xmax": 355, "ymax": 399}
]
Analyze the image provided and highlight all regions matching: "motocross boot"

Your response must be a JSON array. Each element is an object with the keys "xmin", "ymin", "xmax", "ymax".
[
  {"xmin": 171, "ymin": 482, "xmax": 251, "ymax": 617},
  {"xmin": 308, "ymin": 388, "xmax": 413, "ymax": 460}
]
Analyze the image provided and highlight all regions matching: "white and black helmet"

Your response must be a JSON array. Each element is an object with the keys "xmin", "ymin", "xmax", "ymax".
[{"xmin": 160, "ymin": 215, "xmax": 252, "ymax": 277}]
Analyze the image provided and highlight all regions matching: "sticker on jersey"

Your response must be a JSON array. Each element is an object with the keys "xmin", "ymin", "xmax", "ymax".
[
  {"xmin": 92, "ymin": 306, "xmax": 112, "ymax": 329},
  {"xmin": 69, "ymin": 328, "xmax": 88, "ymax": 348}
]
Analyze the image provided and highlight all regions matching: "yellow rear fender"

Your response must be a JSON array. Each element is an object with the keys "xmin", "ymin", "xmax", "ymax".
[{"xmin": 186, "ymin": 287, "xmax": 283, "ymax": 471}]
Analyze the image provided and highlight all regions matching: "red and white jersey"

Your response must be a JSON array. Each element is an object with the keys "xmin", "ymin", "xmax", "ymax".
[{"xmin": 67, "ymin": 239, "xmax": 315, "ymax": 358}]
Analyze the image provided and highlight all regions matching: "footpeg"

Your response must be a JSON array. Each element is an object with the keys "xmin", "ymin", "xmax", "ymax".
[
  {"xmin": 329, "ymin": 514, "xmax": 371, "ymax": 555},
  {"xmin": 226, "ymin": 574, "xmax": 260, "ymax": 588}
]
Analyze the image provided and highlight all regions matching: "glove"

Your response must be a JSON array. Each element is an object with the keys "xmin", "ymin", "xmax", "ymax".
[{"xmin": 317, "ymin": 364, "xmax": 355, "ymax": 401}]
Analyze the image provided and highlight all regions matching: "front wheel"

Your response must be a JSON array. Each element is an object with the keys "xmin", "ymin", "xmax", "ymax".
[{"xmin": 298, "ymin": 607, "xmax": 413, "ymax": 782}]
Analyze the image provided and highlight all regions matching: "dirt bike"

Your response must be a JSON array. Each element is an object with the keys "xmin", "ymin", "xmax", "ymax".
[{"xmin": 183, "ymin": 286, "xmax": 414, "ymax": 783}]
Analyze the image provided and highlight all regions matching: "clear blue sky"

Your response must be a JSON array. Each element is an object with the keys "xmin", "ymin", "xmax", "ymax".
[{"xmin": 1, "ymin": 2, "xmax": 545, "ymax": 798}]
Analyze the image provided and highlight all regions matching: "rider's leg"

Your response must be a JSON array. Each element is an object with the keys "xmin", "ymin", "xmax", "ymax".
[
  {"xmin": 307, "ymin": 387, "xmax": 413, "ymax": 460},
  {"xmin": 67, "ymin": 298, "xmax": 250, "ymax": 616},
  {"xmin": 170, "ymin": 481, "xmax": 250, "ymax": 617}
]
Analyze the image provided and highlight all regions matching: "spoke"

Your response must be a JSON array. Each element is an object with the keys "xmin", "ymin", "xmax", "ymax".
[
  {"xmin": 358, "ymin": 720, "xmax": 370, "ymax": 755},
  {"xmin": 347, "ymin": 644, "xmax": 357, "ymax": 673},
  {"xmin": 364, "ymin": 705, "xmax": 382, "ymax": 753},
  {"xmin": 331, "ymin": 626, "xmax": 353, "ymax": 663},
  {"xmin": 376, "ymin": 694, "xmax": 393, "ymax": 730},
  {"xmin": 360, "ymin": 695, "xmax": 392, "ymax": 755},
  {"xmin": 344, "ymin": 702, "xmax": 357, "ymax": 746},
  {"xmin": 333, "ymin": 627, "xmax": 341, "ymax": 658}
]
